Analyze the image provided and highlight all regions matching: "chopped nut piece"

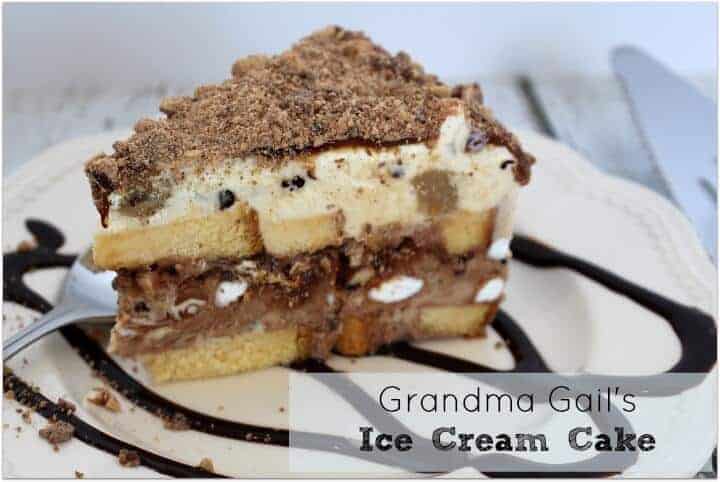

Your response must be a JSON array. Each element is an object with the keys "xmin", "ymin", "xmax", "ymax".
[
  {"xmin": 231, "ymin": 54, "xmax": 269, "ymax": 77},
  {"xmin": 194, "ymin": 84, "xmax": 219, "ymax": 99},
  {"xmin": 428, "ymin": 84, "xmax": 452, "ymax": 98},
  {"xmin": 86, "ymin": 387, "xmax": 121, "ymax": 412},
  {"xmin": 118, "ymin": 449, "xmax": 141, "ymax": 467},
  {"xmin": 58, "ymin": 398, "xmax": 77, "ymax": 414},
  {"xmin": 163, "ymin": 412, "xmax": 190, "ymax": 431},
  {"xmin": 347, "ymin": 267, "xmax": 375, "ymax": 287},
  {"xmin": 133, "ymin": 118, "xmax": 156, "ymax": 133},
  {"xmin": 452, "ymin": 83, "xmax": 483, "ymax": 104},
  {"xmin": 112, "ymin": 140, "xmax": 129, "ymax": 155},
  {"xmin": 39, "ymin": 421, "xmax": 74, "ymax": 445},
  {"xmin": 17, "ymin": 239, "xmax": 37, "ymax": 252},
  {"xmin": 21, "ymin": 409, "xmax": 33, "ymax": 424},
  {"xmin": 198, "ymin": 457, "xmax": 214, "ymax": 473},
  {"xmin": 159, "ymin": 96, "xmax": 186, "ymax": 116}
]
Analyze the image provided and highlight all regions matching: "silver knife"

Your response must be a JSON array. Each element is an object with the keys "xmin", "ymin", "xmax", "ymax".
[{"xmin": 612, "ymin": 46, "xmax": 717, "ymax": 261}]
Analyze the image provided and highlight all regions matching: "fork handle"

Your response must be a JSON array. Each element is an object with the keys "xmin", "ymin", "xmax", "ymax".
[{"xmin": 3, "ymin": 303, "xmax": 112, "ymax": 361}]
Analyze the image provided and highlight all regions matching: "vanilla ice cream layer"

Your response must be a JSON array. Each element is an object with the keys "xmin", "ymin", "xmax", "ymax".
[{"xmin": 105, "ymin": 112, "xmax": 520, "ymax": 242}]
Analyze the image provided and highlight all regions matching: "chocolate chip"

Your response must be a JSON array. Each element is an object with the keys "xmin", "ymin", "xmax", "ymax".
[
  {"xmin": 218, "ymin": 190, "xmax": 235, "ymax": 210},
  {"xmin": 500, "ymin": 159, "xmax": 515, "ymax": 170},
  {"xmin": 281, "ymin": 176, "xmax": 306, "ymax": 192},
  {"xmin": 134, "ymin": 302, "xmax": 149, "ymax": 312},
  {"xmin": 465, "ymin": 129, "xmax": 488, "ymax": 153},
  {"xmin": 291, "ymin": 176, "xmax": 305, "ymax": 188}
]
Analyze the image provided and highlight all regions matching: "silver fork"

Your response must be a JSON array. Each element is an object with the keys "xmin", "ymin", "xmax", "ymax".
[{"xmin": 3, "ymin": 248, "xmax": 117, "ymax": 360}]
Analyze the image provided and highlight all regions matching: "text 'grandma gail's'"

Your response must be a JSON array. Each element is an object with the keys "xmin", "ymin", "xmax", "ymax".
[{"xmin": 377, "ymin": 384, "xmax": 638, "ymax": 414}]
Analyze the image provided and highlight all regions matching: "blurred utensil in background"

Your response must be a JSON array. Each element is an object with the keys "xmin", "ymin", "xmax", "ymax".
[{"xmin": 612, "ymin": 46, "xmax": 717, "ymax": 261}]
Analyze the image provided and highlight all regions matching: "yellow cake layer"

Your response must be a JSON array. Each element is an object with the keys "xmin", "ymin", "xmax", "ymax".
[
  {"xmin": 94, "ymin": 203, "xmax": 262, "ymax": 269},
  {"xmin": 418, "ymin": 303, "xmax": 494, "ymax": 337},
  {"xmin": 142, "ymin": 327, "xmax": 306, "ymax": 383},
  {"xmin": 94, "ymin": 206, "xmax": 496, "ymax": 270},
  {"xmin": 142, "ymin": 303, "xmax": 497, "ymax": 382}
]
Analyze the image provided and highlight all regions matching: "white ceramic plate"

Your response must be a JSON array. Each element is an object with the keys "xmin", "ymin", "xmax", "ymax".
[{"xmin": 2, "ymin": 130, "xmax": 716, "ymax": 477}]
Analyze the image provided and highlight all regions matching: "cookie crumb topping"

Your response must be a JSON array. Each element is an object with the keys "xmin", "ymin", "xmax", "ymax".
[
  {"xmin": 198, "ymin": 457, "xmax": 215, "ymax": 473},
  {"xmin": 163, "ymin": 412, "xmax": 190, "ymax": 431},
  {"xmin": 86, "ymin": 387, "xmax": 122, "ymax": 412},
  {"xmin": 84, "ymin": 26, "xmax": 534, "ymax": 225},
  {"xmin": 57, "ymin": 398, "xmax": 77, "ymax": 414},
  {"xmin": 118, "ymin": 449, "xmax": 141, "ymax": 467},
  {"xmin": 39, "ymin": 421, "xmax": 74, "ymax": 445}
]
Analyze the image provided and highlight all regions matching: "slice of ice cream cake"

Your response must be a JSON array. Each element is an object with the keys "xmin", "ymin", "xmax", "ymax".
[{"xmin": 85, "ymin": 26, "xmax": 535, "ymax": 382}]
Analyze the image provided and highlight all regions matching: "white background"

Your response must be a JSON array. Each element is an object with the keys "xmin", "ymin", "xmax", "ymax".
[{"xmin": 4, "ymin": 2, "xmax": 717, "ymax": 90}]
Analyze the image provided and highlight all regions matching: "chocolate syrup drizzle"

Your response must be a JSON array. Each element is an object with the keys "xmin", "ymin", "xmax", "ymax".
[{"xmin": 3, "ymin": 220, "xmax": 716, "ymax": 477}]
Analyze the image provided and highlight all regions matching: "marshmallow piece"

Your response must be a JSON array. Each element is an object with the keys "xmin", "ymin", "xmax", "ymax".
[
  {"xmin": 487, "ymin": 237, "xmax": 511, "ymax": 260},
  {"xmin": 474, "ymin": 278, "xmax": 505, "ymax": 303},
  {"xmin": 215, "ymin": 281, "xmax": 248, "ymax": 308},
  {"xmin": 369, "ymin": 276, "xmax": 424, "ymax": 303}
]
